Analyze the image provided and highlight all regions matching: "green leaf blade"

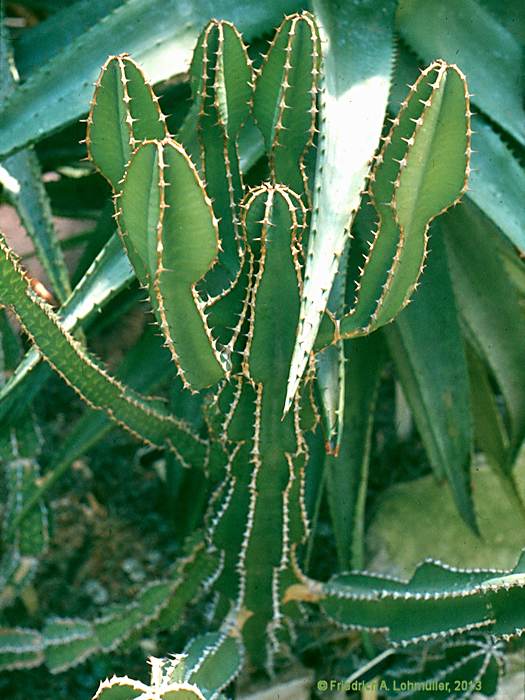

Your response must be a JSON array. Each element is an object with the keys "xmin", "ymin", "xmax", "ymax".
[
  {"xmin": 285, "ymin": 0, "xmax": 396, "ymax": 409},
  {"xmin": 385, "ymin": 231, "xmax": 476, "ymax": 531}
]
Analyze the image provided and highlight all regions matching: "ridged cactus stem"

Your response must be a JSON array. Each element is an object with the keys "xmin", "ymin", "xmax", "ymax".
[
  {"xmin": 253, "ymin": 12, "xmax": 320, "ymax": 204},
  {"xmin": 285, "ymin": 547, "xmax": 525, "ymax": 647},
  {"xmin": 311, "ymin": 60, "xmax": 472, "ymax": 353},
  {"xmin": 0, "ymin": 417, "xmax": 48, "ymax": 611},
  {"xmin": 119, "ymin": 138, "xmax": 228, "ymax": 390},
  {"xmin": 86, "ymin": 54, "xmax": 168, "ymax": 191},
  {"xmin": 202, "ymin": 184, "xmax": 314, "ymax": 670},
  {"xmin": 0, "ymin": 542, "xmax": 221, "ymax": 673},
  {"xmin": 0, "ymin": 12, "xmax": 491, "ymax": 692},
  {"xmin": 0, "ymin": 233, "xmax": 207, "ymax": 462},
  {"xmin": 191, "ymin": 20, "xmax": 253, "ymax": 298}
]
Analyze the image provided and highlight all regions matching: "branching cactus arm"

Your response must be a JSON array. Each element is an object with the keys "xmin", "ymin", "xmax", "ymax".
[
  {"xmin": 253, "ymin": 12, "xmax": 320, "ymax": 202},
  {"xmin": 340, "ymin": 61, "xmax": 471, "ymax": 338},
  {"xmin": 0, "ymin": 234, "xmax": 207, "ymax": 463},
  {"xmin": 86, "ymin": 54, "xmax": 168, "ymax": 191},
  {"xmin": 286, "ymin": 549, "xmax": 525, "ymax": 647},
  {"xmin": 314, "ymin": 60, "xmax": 472, "ymax": 350},
  {"xmin": 190, "ymin": 20, "xmax": 252, "ymax": 296},
  {"xmin": 118, "ymin": 138, "xmax": 228, "ymax": 390},
  {"xmin": 0, "ymin": 541, "xmax": 222, "ymax": 673},
  {"xmin": 0, "ymin": 10, "xmax": 506, "ymax": 699}
]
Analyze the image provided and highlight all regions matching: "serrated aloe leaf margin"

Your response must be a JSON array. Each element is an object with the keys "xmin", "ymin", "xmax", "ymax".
[{"xmin": 285, "ymin": 0, "xmax": 396, "ymax": 411}]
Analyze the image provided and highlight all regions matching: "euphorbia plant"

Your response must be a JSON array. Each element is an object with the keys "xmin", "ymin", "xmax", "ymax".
[{"xmin": 0, "ymin": 8, "xmax": 522, "ymax": 700}]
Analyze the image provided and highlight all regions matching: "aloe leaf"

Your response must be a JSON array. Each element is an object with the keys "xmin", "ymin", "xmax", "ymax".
[
  {"xmin": 0, "ymin": 152, "xmax": 72, "ymax": 303},
  {"xmin": 467, "ymin": 344, "xmax": 525, "ymax": 519},
  {"xmin": 397, "ymin": 0, "xmax": 525, "ymax": 146},
  {"xmin": 468, "ymin": 117, "xmax": 525, "ymax": 254},
  {"xmin": 285, "ymin": 0, "xmax": 396, "ymax": 410},
  {"xmin": 315, "ymin": 344, "xmax": 345, "ymax": 456},
  {"xmin": 0, "ymin": 0, "xmax": 301, "ymax": 160},
  {"xmin": 339, "ymin": 61, "xmax": 470, "ymax": 339},
  {"xmin": 13, "ymin": 0, "xmax": 124, "ymax": 78},
  {"xmin": 500, "ymin": 239, "xmax": 525, "ymax": 299},
  {"xmin": 54, "ymin": 232, "xmax": 132, "ymax": 331},
  {"xmin": 0, "ymin": 233, "xmax": 133, "ymax": 424},
  {"xmin": 0, "ymin": 18, "xmax": 71, "ymax": 302},
  {"xmin": 479, "ymin": 0, "xmax": 525, "ymax": 43},
  {"xmin": 315, "ymin": 243, "xmax": 349, "ymax": 454},
  {"xmin": 326, "ymin": 333, "xmax": 386, "ymax": 571},
  {"xmin": 0, "ymin": 232, "xmax": 206, "ymax": 462},
  {"xmin": 444, "ymin": 202, "xmax": 525, "ymax": 465},
  {"xmin": 385, "ymin": 230, "xmax": 476, "ymax": 532},
  {"xmin": 467, "ymin": 346, "xmax": 508, "ymax": 476}
]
